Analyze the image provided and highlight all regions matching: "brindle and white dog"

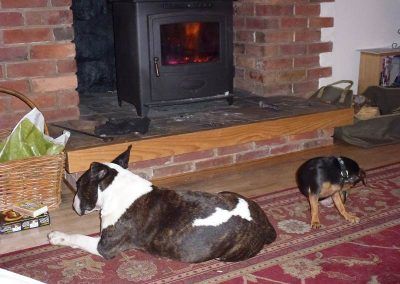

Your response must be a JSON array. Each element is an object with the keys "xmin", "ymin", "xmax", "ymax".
[{"xmin": 48, "ymin": 146, "xmax": 276, "ymax": 262}]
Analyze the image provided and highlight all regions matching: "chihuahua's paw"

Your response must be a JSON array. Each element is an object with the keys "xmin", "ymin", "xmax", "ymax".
[
  {"xmin": 311, "ymin": 221, "xmax": 322, "ymax": 229},
  {"xmin": 346, "ymin": 214, "xmax": 360, "ymax": 224},
  {"xmin": 48, "ymin": 231, "xmax": 70, "ymax": 246}
]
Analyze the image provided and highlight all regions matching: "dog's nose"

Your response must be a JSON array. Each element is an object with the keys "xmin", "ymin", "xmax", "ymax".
[{"xmin": 74, "ymin": 208, "xmax": 83, "ymax": 215}]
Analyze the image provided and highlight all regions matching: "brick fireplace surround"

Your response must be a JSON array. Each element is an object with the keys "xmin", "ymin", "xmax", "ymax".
[{"xmin": 0, "ymin": 0, "xmax": 336, "ymax": 179}]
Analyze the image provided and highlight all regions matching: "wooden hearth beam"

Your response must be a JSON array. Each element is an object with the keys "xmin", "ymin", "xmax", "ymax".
[{"xmin": 65, "ymin": 108, "xmax": 353, "ymax": 173}]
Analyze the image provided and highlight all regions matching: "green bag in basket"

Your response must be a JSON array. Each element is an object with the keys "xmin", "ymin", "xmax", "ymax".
[{"xmin": 0, "ymin": 108, "xmax": 70, "ymax": 162}]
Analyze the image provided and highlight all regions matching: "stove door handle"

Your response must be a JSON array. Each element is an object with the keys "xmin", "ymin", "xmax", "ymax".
[{"xmin": 153, "ymin": 57, "xmax": 160, "ymax": 77}]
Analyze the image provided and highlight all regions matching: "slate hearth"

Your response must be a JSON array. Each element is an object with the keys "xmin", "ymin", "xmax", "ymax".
[
  {"xmin": 52, "ymin": 92, "xmax": 344, "ymax": 150},
  {"xmin": 51, "ymin": 92, "xmax": 353, "ymax": 182}
]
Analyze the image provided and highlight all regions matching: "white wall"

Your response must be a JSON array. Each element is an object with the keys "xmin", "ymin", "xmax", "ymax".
[{"xmin": 319, "ymin": 0, "xmax": 400, "ymax": 93}]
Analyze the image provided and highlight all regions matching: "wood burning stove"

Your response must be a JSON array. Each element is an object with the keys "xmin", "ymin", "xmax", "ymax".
[{"xmin": 110, "ymin": 0, "xmax": 234, "ymax": 116}]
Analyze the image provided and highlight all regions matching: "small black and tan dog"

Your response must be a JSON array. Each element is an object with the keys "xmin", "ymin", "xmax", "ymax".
[{"xmin": 296, "ymin": 156, "xmax": 366, "ymax": 229}]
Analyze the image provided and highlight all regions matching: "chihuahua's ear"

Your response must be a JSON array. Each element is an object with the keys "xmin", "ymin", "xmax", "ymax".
[{"xmin": 111, "ymin": 145, "xmax": 132, "ymax": 169}]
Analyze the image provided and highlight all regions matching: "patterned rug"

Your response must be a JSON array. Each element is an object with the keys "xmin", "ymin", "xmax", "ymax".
[{"xmin": 1, "ymin": 163, "xmax": 400, "ymax": 283}]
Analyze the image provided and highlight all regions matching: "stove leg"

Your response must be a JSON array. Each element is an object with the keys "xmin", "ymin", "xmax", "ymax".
[
  {"xmin": 136, "ymin": 105, "xmax": 150, "ymax": 118},
  {"xmin": 227, "ymin": 96, "xmax": 234, "ymax": 105}
]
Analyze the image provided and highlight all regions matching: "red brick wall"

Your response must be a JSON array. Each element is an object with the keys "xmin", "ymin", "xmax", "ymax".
[
  {"xmin": 233, "ymin": 0, "xmax": 334, "ymax": 98},
  {"xmin": 0, "ymin": 0, "xmax": 334, "ymax": 129},
  {"xmin": 0, "ymin": 0, "xmax": 78, "ymax": 129},
  {"xmin": 134, "ymin": 128, "xmax": 334, "ymax": 179}
]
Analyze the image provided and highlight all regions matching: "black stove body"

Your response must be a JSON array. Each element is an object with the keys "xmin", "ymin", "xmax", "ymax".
[{"xmin": 110, "ymin": 0, "xmax": 234, "ymax": 116}]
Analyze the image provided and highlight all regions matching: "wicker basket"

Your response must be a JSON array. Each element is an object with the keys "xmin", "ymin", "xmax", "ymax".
[{"xmin": 0, "ymin": 87, "xmax": 65, "ymax": 210}]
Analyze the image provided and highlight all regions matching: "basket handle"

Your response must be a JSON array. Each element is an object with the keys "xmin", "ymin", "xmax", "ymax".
[{"xmin": 0, "ymin": 87, "xmax": 49, "ymax": 135}]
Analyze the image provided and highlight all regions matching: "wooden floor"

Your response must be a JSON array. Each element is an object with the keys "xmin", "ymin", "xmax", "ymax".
[{"xmin": 1, "ymin": 141, "xmax": 399, "ymax": 255}]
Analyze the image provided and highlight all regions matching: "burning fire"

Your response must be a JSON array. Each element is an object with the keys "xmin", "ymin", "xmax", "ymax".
[
  {"xmin": 163, "ymin": 22, "xmax": 219, "ymax": 65},
  {"xmin": 185, "ymin": 22, "xmax": 201, "ymax": 51}
]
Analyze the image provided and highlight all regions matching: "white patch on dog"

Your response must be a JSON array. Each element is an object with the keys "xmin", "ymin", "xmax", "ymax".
[
  {"xmin": 73, "ymin": 194, "xmax": 81, "ymax": 214},
  {"xmin": 100, "ymin": 163, "xmax": 153, "ymax": 230},
  {"xmin": 192, "ymin": 198, "xmax": 252, "ymax": 227},
  {"xmin": 48, "ymin": 231, "xmax": 101, "ymax": 256}
]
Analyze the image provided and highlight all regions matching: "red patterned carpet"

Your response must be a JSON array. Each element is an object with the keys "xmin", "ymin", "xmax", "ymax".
[{"xmin": 1, "ymin": 163, "xmax": 400, "ymax": 283}]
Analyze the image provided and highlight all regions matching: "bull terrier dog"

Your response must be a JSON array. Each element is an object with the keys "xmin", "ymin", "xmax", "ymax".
[{"xmin": 48, "ymin": 146, "xmax": 276, "ymax": 262}]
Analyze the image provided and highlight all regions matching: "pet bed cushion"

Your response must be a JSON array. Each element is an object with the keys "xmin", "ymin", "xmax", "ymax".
[{"xmin": 334, "ymin": 86, "xmax": 400, "ymax": 148}]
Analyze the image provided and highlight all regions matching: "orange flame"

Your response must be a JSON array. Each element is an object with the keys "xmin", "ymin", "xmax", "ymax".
[{"xmin": 184, "ymin": 22, "xmax": 201, "ymax": 51}]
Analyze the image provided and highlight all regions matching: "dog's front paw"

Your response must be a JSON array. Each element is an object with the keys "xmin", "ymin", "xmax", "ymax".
[
  {"xmin": 345, "ymin": 213, "xmax": 360, "ymax": 224},
  {"xmin": 48, "ymin": 231, "xmax": 70, "ymax": 246},
  {"xmin": 311, "ymin": 221, "xmax": 322, "ymax": 229}
]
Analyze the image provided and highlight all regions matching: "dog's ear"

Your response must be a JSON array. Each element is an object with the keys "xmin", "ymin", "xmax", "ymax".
[
  {"xmin": 89, "ymin": 162, "xmax": 118, "ymax": 191},
  {"xmin": 90, "ymin": 162, "xmax": 111, "ymax": 181},
  {"xmin": 111, "ymin": 145, "xmax": 132, "ymax": 169}
]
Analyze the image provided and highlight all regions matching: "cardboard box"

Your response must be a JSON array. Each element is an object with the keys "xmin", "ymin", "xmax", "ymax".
[
  {"xmin": 12, "ymin": 200, "xmax": 48, "ymax": 218},
  {"xmin": 0, "ymin": 210, "xmax": 50, "ymax": 234}
]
